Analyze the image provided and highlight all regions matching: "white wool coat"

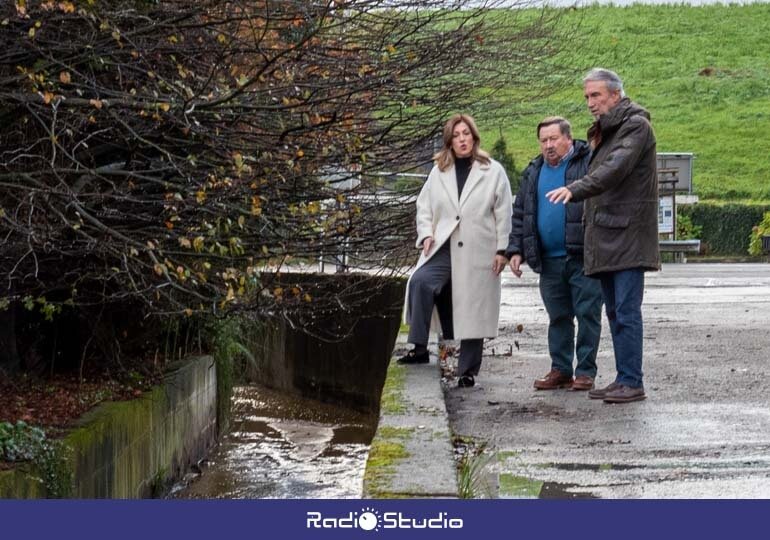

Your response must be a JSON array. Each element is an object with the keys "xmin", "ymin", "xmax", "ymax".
[{"xmin": 405, "ymin": 158, "xmax": 513, "ymax": 340}]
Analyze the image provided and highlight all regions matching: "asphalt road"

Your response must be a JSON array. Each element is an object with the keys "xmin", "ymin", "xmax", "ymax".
[{"xmin": 444, "ymin": 263, "xmax": 770, "ymax": 498}]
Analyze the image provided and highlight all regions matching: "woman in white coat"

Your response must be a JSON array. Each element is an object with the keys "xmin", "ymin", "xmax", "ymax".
[{"xmin": 399, "ymin": 114, "xmax": 513, "ymax": 388}]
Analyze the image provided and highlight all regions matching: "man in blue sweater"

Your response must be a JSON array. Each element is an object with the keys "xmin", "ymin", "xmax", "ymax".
[{"xmin": 505, "ymin": 117, "xmax": 602, "ymax": 391}]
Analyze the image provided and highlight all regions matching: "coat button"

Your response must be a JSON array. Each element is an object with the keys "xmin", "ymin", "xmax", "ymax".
[
  {"xmin": 456, "ymin": 216, "xmax": 460, "ymax": 221},
  {"xmin": 458, "ymin": 241, "xmax": 464, "ymax": 247}
]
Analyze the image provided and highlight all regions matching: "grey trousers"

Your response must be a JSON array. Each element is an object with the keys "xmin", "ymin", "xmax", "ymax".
[
  {"xmin": 457, "ymin": 338, "xmax": 483, "ymax": 378},
  {"xmin": 407, "ymin": 242, "xmax": 484, "ymax": 377}
]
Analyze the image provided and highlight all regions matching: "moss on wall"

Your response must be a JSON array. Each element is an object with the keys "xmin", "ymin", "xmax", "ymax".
[
  {"xmin": 380, "ymin": 361, "xmax": 407, "ymax": 415},
  {"xmin": 1, "ymin": 355, "xmax": 217, "ymax": 499},
  {"xmin": 0, "ymin": 467, "xmax": 43, "ymax": 499},
  {"xmin": 362, "ymin": 426, "xmax": 412, "ymax": 498}
]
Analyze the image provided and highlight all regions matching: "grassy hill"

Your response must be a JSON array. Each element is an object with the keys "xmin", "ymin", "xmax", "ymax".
[{"xmin": 482, "ymin": 3, "xmax": 770, "ymax": 201}]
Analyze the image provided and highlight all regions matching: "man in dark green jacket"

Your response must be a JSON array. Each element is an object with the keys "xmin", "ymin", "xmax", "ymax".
[{"xmin": 547, "ymin": 68, "xmax": 660, "ymax": 404}]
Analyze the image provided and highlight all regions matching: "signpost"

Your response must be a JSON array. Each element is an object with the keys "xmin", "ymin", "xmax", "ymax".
[
  {"xmin": 658, "ymin": 194, "xmax": 674, "ymax": 235},
  {"xmin": 657, "ymin": 155, "xmax": 701, "ymax": 262},
  {"xmin": 658, "ymin": 168, "xmax": 679, "ymax": 239}
]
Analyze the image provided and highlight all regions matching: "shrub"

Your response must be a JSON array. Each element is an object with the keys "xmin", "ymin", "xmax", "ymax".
[
  {"xmin": 0, "ymin": 421, "xmax": 45, "ymax": 462},
  {"xmin": 0, "ymin": 421, "xmax": 72, "ymax": 497},
  {"xmin": 748, "ymin": 212, "xmax": 770, "ymax": 256},
  {"xmin": 491, "ymin": 136, "xmax": 521, "ymax": 194},
  {"xmin": 679, "ymin": 203, "xmax": 770, "ymax": 255},
  {"xmin": 676, "ymin": 213, "xmax": 703, "ymax": 240}
]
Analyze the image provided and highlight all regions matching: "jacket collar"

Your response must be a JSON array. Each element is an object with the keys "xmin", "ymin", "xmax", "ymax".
[
  {"xmin": 591, "ymin": 98, "xmax": 651, "ymax": 136},
  {"xmin": 438, "ymin": 159, "xmax": 490, "ymax": 210},
  {"xmin": 527, "ymin": 139, "xmax": 590, "ymax": 170},
  {"xmin": 572, "ymin": 139, "xmax": 591, "ymax": 158}
]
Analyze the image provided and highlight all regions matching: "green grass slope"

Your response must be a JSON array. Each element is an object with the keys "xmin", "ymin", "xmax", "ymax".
[{"xmin": 484, "ymin": 3, "xmax": 770, "ymax": 201}]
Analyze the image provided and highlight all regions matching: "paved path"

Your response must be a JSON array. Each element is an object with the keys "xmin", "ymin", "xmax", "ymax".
[{"xmin": 444, "ymin": 263, "xmax": 770, "ymax": 498}]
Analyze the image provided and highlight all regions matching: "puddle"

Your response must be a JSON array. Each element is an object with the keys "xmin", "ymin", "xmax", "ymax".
[
  {"xmin": 544, "ymin": 462, "xmax": 642, "ymax": 472},
  {"xmin": 539, "ymin": 482, "xmax": 599, "ymax": 499},
  {"xmin": 498, "ymin": 474, "xmax": 599, "ymax": 499},
  {"xmin": 170, "ymin": 385, "xmax": 377, "ymax": 499}
]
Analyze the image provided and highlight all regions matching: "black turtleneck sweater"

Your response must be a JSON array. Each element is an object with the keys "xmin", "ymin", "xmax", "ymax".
[
  {"xmin": 455, "ymin": 156, "xmax": 506, "ymax": 258},
  {"xmin": 455, "ymin": 156, "xmax": 472, "ymax": 199}
]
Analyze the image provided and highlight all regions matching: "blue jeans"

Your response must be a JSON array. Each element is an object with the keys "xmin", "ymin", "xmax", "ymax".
[
  {"xmin": 598, "ymin": 269, "xmax": 645, "ymax": 388},
  {"xmin": 539, "ymin": 257, "xmax": 603, "ymax": 378}
]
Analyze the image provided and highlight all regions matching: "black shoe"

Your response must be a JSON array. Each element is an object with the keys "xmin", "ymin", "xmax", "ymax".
[
  {"xmin": 397, "ymin": 349, "xmax": 429, "ymax": 365},
  {"xmin": 457, "ymin": 375, "xmax": 475, "ymax": 388}
]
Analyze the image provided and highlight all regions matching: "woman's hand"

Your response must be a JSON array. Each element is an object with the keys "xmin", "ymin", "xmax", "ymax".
[
  {"xmin": 422, "ymin": 237, "xmax": 433, "ymax": 256},
  {"xmin": 492, "ymin": 254, "xmax": 508, "ymax": 276}
]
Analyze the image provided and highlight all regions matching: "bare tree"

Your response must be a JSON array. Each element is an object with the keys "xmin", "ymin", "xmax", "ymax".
[{"xmin": 0, "ymin": 0, "xmax": 571, "ymax": 370}]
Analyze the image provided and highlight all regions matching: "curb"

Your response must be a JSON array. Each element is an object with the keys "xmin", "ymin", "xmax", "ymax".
[{"xmin": 363, "ymin": 337, "xmax": 458, "ymax": 498}]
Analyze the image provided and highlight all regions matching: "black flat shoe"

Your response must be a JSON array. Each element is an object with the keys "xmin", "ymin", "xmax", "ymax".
[
  {"xmin": 457, "ymin": 375, "xmax": 475, "ymax": 388},
  {"xmin": 397, "ymin": 349, "xmax": 429, "ymax": 365}
]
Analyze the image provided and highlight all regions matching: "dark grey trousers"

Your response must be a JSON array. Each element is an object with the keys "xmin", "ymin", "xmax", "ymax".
[
  {"xmin": 407, "ymin": 242, "xmax": 484, "ymax": 377},
  {"xmin": 456, "ymin": 338, "xmax": 483, "ymax": 378}
]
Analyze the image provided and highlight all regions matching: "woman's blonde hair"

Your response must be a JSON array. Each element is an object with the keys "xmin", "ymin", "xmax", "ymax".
[{"xmin": 433, "ymin": 113, "xmax": 491, "ymax": 172}]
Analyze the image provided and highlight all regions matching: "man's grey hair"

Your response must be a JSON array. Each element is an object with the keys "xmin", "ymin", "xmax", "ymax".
[{"xmin": 583, "ymin": 68, "xmax": 626, "ymax": 97}]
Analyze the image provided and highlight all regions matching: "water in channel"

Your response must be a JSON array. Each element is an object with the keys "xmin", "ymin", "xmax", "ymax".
[{"xmin": 170, "ymin": 385, "xmax": 377, "ymax": 499}]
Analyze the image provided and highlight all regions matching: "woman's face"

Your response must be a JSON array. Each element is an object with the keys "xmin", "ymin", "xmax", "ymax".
[{"xmin": 451, "ymin": 121, "xmax": 474, "ymax": 158}]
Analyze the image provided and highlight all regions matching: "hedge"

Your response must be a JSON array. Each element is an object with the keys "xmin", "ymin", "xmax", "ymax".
[{"xmin": 679, "ymin": 203, "xmax": 770, "ymax": 255}]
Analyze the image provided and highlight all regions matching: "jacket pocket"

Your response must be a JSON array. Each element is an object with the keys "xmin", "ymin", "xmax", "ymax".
[{"xmin": 594, "ymin": 212, "xmax": 630, "ymax": 229}]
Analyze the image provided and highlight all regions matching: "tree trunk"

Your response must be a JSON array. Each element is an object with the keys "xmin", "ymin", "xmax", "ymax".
[{"xmin": 0, "ymin": 306, "xmax": 20, "ymax": 375}]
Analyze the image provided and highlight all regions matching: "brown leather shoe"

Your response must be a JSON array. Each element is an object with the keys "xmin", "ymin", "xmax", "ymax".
[
  {"xmin": 533, "ymin": 368, "xmax": 573, "ymax": 390},
  {"xmin": 571, "ymin": 375, "xmax": 595, "ymax": 391},
  {"xmin": 588, "ymin": 381, "xmax": 620, "ymax": 400},
  {"xmin": 603, "ymin": 384, "xmax": 646, "ymax": 403}
]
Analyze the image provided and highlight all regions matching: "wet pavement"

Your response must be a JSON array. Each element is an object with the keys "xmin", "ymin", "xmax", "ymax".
[
  {"xmin": 444, "ymin": 263, "xmax": 770, "ymax": 498},
  {"xmin": 171, "ymin": 386, "xmax": 376, "ymax": 499}
]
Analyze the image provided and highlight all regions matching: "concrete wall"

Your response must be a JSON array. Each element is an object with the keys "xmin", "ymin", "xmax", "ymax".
[
  {"xmin": 245, "ymin": 274, "xmax": 406, "ymax": 414},
  {"xmin": 0, "ymin": 467, "xmax": 44, "ymax": 499},
  {"xmin": 0, "ymin": 355, "xmax": 217, "ymax": 498}
]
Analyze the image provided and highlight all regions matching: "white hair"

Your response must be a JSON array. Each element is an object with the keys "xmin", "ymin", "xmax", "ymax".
[{"xmin": 583, "ymin": 68, "xmax": 625, "ymax": 98}]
